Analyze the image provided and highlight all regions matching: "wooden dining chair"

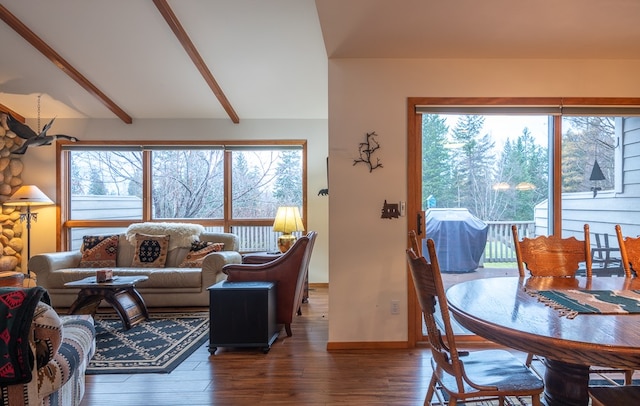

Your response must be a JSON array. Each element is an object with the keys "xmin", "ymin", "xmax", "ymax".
[
  {"xmin": 512, "ymin": 223, "xmax": 593, "ymax": 277},
  {"xmin": 589, "ymin": 385, "xmax": 640, "ymax": 406},
  {"xmin": 408, "ymin": 230, "xmax": 422, "ymax": 257},
  {"xmin": 615, "ymin": 224, "xmax": 640, "ymax": 277},
  {"xmin": 514, "ymin": 224, "xmax": 634, "ymax": 384},
  {"xmin": 406, "ymin": 240, "xmax": 543, "ymax": 406}
]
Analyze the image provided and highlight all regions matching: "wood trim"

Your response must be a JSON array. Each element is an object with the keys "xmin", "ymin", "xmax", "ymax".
[
  {"xmin": 407, "ymin": 99, "xmax": 422, "ymax": 348},
  {"xmin": 0, "ymin": 103, "xmax": 25, "ymax": 122},
  {"xmin": 326, "ymin": 341, "xmax": 409, "ymax": 351},
  {"xmin": 0, "ymin": 4, "xmax": 132, "ymax": 124},
  {"xmin": 153, "ymin": 0, "xmax": 240, "ymax": 124},
  {"xmin": 553, "ymin": 115, "xmax": 563, "ymax": 236}
]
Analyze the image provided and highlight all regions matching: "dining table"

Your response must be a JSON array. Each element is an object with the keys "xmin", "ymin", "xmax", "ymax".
[{"xmin": 446, "ymin": 276, "xmax": 640, "ymax": 406}]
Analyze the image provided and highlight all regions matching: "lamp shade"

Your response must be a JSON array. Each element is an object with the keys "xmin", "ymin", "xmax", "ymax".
[
  {"xmin": 4, "ymin": 185, "xmax": 53, "ymax": 206},
  {"xmin": 272, "ymin": 206, "xmax": 304, "ymax": 233}
]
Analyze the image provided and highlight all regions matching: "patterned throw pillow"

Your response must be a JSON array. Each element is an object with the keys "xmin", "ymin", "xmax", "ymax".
[
  {"xmin": 178, "ymin": 241, "xmax": 224, "ymax": 268},
  {"xmin": 79, "ymin": 235, "xmax": 119, "ymax": 268},
  {"xmin": 131, "ymin": 233, "xmax": 170, "ymax": 267}
]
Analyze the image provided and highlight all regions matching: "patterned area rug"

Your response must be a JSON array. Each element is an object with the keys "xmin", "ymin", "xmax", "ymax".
[{"xmin": 87, "ymin": 312, "xmax": 209, "ymax": 374}]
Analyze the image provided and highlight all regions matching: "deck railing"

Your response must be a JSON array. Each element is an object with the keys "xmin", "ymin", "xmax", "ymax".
[{"xmin": 483, "ymin": 221, "xmax": 534, "ymax": 263}]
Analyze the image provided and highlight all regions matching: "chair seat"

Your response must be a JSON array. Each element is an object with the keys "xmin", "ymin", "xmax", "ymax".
[
  {"xmin": 589, "ymin": 385, "xmax": 640, "ymax": 406},
  {"xmin": 437, "ymin": 349, "xmax": 544, "ymax": 399}
]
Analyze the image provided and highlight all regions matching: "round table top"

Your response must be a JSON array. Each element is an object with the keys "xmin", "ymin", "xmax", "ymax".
[{"xmin": 446, "ymin": 276, "xmax": 640, "ymax": 369}]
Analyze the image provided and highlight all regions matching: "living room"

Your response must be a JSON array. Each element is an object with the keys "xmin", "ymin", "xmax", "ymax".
[{"xmin": 4, "ymin": 1, "xmax": 640, "ymax": 404}]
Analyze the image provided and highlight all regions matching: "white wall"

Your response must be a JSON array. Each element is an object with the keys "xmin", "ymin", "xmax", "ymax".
[
  {"xmin": 21, "ymin": 118, "xmax": 329, "ymax": 283},
  {"xmin": 327, "ymin": 58, "xmax": 640, "ymax": 344}
]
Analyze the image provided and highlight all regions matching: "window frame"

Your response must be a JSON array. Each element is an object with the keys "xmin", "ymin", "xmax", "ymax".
[{"xmin": 57, "ymin": 140, "xmax": 307, "ymax": 252}]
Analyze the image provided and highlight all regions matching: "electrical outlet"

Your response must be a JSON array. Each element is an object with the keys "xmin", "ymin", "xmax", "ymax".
[{"xmin": 390, "ymin": 300, "xmax": 400, "ymax": 315}]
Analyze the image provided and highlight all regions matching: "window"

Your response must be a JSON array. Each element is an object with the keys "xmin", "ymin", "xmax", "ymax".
[{"xmin": 59, "ymin": 141, "xmax": 306, "ymax": 252}]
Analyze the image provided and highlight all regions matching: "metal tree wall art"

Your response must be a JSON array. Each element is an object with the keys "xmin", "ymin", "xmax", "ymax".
[{"xmin": 353, "ymin": 131, "xmax": 382, "ymax": 172}]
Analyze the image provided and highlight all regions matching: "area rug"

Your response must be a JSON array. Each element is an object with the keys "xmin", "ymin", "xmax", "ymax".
[{"xmin": 86, "ymin": 312, "xmax": 209, "ymax": 374}]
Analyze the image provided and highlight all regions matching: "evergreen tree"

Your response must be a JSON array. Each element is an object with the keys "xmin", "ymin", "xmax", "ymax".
[
  {"xmin": 421, "ymin": 115, "xmax": 453, "ymax": 208},
  {"xmin": 273, "ymin": 150, "xmax": 302, "ymax": 206},
  {"xmin": 88, "ymin": 167, "xmax": 107, "ymax": 195},
  {"xmin": 451, "ymin": 115, "xmax": 496, "ymax": 219}
]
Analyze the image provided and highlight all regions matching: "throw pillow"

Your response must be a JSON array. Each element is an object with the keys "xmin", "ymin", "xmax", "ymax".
[
  {"xmin": 32, "ymin": 301, "xmax": 62, "ymax": 369},
  {"xmin": 131, "ymin": 233, "xmax": 170, "ymax": 267},
  {"xmin": 79, "ymin": 235, "xmax": 119, "ymax": 268},
  {"xmin": 178, "ymin": 241, "xmax": 224, "ymax": 268}
]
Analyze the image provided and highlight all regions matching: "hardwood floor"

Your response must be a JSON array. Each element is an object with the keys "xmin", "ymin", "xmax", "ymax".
[{"xmin": 80, "ymin": 286, "xmax": 433, "ymax": 406}]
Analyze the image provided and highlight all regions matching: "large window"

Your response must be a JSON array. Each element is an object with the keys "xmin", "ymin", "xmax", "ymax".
[{"xmin": 59, "ymin": 141, "xmax": 306, "ymax": 252}]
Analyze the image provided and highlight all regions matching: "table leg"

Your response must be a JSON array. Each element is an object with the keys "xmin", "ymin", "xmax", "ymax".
[
  {"xmin": 542, "ymin": 358, "xmax": 590, "ymax": 406},
  {"xmin": 68, "ymin": 289, "xmax": 102, "ymax": 315},
  {"xmin": 103, "ymin": 287, "xmax": 149, "ymax": 330},
  {"xmin": 68, "ymin": 287, "xmax": 148, "ymax": 331}
]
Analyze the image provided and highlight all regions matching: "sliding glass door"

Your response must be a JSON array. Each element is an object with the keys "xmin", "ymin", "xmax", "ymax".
[{"xmin": 407, "ymin": 97, "xmax": 640, "ymax": 345}]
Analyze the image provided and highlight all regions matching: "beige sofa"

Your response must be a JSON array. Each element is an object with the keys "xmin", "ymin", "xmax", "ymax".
[{"xmin": 29, "ymin": 232, "xmax": 241, "ymax": 308}]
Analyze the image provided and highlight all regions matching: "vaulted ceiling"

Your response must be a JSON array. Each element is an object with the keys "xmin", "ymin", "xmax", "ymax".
[{"xmin": 2, "ymin": 0, "xmax": 640, "ymax": 123}]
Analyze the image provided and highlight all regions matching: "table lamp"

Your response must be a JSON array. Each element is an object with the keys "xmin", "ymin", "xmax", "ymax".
[
  {"xmin": 272, "ymin": 206, "xmax": 304, "ymax": 253},
  {"xmin": 4, "ymin": 185, "xmax": 53, "ymax": 283}
]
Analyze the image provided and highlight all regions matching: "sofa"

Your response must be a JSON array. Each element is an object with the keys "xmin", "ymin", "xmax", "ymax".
[
  {"xmin": 29, "ymin": 225, "xmax": 242, "ymax": 308},
  {"xmin": 0, "ymin": 287, "xmax": 96, "ymax": 406}
]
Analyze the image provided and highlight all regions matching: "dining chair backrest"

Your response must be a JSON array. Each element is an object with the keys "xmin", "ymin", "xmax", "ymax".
[
  {"xmin": 615, "ymin": 224, "xmax": 639, "ymax": 277},
  {"xmin": 512, "ymin": 223, "xmax": 593, "ymax": 277},
  {"xmin": 406, "ymin": 240, "xmax": 465, "ymax": 391},
  {"xmin": 408, "ymin": 230, "xmax": 422, "ymax": 257}
]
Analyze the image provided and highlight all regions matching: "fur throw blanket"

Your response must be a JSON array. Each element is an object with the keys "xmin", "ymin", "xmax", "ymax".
[{"xmin": 126, "ymin": 222, "xmax": 205, "ymax": 250}]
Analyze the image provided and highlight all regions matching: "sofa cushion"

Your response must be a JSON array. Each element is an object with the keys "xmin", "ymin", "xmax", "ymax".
[
  {"xmin": 79, "ymin": 235, "xmax": 119, "ymax": 268},
  {"xmin": 179, "ymin": 241, "xmax": 224, "ymax": 268},
  {"xmin": 131, "ymin": 234, "xmax": 170, "ymax": 268}
]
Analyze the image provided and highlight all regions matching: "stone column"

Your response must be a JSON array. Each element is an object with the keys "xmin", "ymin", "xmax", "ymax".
[{"xmin": 0, "ymin": 119, "xmax": 25, "ymax": 273}]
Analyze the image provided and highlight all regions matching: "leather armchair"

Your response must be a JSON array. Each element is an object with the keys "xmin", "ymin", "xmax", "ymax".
[{"xmin": 223, "ymin": 231, "xmax": 317, "ymax": 336}]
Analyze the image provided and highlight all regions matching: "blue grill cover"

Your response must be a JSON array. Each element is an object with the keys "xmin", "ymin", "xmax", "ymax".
[{"xmin": 424, "ymin": 208, "xmax": 488, "ymax": 273}]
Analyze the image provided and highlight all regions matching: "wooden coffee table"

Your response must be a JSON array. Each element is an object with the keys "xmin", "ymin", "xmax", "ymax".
[{"xmin": 65, "ymin": 275, "xmax": 149, "ymax": 330}]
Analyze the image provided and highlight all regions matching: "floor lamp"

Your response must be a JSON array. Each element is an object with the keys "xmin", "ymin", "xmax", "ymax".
[{"xmin": 4, "ymin": 185, "xmax": 53, "ymax": 285}]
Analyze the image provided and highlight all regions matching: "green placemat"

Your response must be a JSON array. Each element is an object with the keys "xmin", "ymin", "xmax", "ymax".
[{"xmin": 528, "ymin": 289, "xmax": 640, "ymax": 318}]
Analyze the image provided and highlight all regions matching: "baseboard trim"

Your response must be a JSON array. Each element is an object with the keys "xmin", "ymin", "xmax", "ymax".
[
  {"xmin": 309, "ymin": 282, "xmax": 328, "ymax": 288},
  {"xmin": 326, "ymin": 341, "xmax": 408, "ymax": 351}
]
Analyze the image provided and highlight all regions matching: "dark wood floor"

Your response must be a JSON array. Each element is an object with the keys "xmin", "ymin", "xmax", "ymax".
[{"xmin": 80, "ymin": 286, "xmax": 433, "ymax": 406}]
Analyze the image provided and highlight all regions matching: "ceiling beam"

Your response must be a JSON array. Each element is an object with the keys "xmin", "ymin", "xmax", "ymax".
[
  {"xmin": 153, "ymin": 0, "xmax": 240, "ymax": 124},
  {"xmin": 0, "ymin": 4, "xmax": 132, "ymax": 124},
  {"xmin": 0, "ymin": 103, "xmax": 25, "ymax": 122}
]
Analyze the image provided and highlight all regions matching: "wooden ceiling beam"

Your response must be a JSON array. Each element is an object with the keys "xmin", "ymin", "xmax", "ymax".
[
  {"xmin": 153, "ymin": 0, "xmax": 240, "ymax": 124},
  {"xmin": 0, "ymin": 4, "xmax": 132, "ymax": 124},
  {"xmin": 0, "ymin": 103, "xmax": 25, "ymax": 122}
]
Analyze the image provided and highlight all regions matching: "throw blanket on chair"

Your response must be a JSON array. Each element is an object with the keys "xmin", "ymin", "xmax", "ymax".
[
  {"xmin": 126, "ymin": 222, "xmax": 205, "ymax": 250},
  {"xmin": 0, "ymin": 287, "xmax": 45, "ymax": 384}
]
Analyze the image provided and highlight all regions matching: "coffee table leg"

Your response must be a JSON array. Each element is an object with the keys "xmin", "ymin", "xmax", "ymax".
[
  {"xmin": 104, "ymin": 287, "xmax": 149, "ymax": 330},
  {"xmin": 68, "ymin": 289, "xmax": 102, "ymax": 315},
  {"xmin": 542, "ymin": 358, "xmax": 590, "ymax": 406}
]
